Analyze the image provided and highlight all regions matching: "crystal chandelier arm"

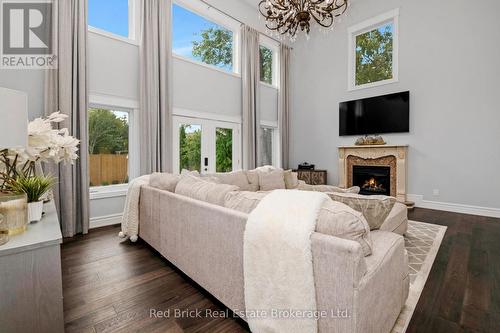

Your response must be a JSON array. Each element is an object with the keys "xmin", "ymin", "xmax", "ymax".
[{"xmin": 310, "ymin": 10, "xmax": 334, "ymax": 27}]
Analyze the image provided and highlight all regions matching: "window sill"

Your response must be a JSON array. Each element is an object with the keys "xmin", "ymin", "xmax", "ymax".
[
  {"xmin": 88, "ymin": 26, "xmax": 139, "ymax": 46},
  {"xmin": 260, "ymin": 81, "xmax": 278, "ymax": 90},
  {"xmin": 173, "ymin": 54, "xmax": 241, "ymax": 79},
  {"xmin": 348, "ymin": 77, "xmax": 399, "ymax": 91},
  {"xmin": 90, "ymin": 184, "xmax": 128, "ymax": 200}
]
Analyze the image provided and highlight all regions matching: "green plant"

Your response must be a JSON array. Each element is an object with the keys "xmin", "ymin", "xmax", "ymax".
[{"xmin": 7, "ymin": 176, "xmax": 56, "ymax": 203}]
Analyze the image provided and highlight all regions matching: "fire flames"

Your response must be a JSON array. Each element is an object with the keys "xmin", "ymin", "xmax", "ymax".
[{"xmin": 362, "ymin": 177, "xmax": 385, "ymax": 192}]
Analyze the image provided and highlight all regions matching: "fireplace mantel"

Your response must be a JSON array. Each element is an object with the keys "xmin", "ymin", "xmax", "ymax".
[{"xmin": 338, "ymin": 145, "xmax": 408, "ymax": 202}]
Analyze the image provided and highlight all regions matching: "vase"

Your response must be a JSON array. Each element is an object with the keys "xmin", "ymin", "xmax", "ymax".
[
  {"xmin": 28, "ymin": 201, "xmax": 44, "ymax": 223},
  {"xmin": 0, "ymin": 192, "xmax": 28, "ymax": 235}
]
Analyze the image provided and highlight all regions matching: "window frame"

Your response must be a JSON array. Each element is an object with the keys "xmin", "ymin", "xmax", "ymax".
[
  {"xmin": 87, "ymin": 0, "xmax": 140, "ymax": 44},
  {"xmin": 347, "ymin": 8, "xmax": 399, "ymax": 91},
  {"xmin": 259, "ymin": 35, "xmax": 280, "ymax": 88},
  {"xmin": 88, "ymin": 94, "xmax": 139, "ymax": 199},
  {"xmin": 172, "ymin": 0, "xmax": 241, "ymax": 75}
]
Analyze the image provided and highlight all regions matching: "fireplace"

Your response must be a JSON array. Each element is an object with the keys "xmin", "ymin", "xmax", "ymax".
[
  {"xmin": 353, "ymin": 165, "xmax": 391, "ymax": 196},
  {"xmin": 338, "ymin": 145, "xmax": 408, "ymax": 202}
]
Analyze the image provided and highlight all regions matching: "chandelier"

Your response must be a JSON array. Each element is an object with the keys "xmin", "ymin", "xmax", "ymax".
[{"xmin": 258, "ymin": 0, "xmax": 349, "ymax": 40}]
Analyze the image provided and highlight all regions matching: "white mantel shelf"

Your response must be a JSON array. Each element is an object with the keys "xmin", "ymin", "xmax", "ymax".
[
  {"xmin": 338, "ymin": 144, "xmax": 409, "ymax": 149},
  {"xmin": 0, "ymin": 201, "xmax": 62, "ymax": 257}
]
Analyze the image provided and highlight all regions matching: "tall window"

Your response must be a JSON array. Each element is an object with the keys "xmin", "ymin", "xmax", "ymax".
[
  {"xmin": 88, "ymin": 108, "xmax": 129, "ymax": 187},
  {"xmin": 348, "ymin": 9, "xmax": 399, "ymax": 90},
  {"xmin": 88, "ymin": 0, "xmax": 132, "ymax": 39},
  {"xmin": 260, "ymin": 127, "xmax": 274, "ymax": 166},
  {"xmin": 173, "ymin": 3, "xmax": 236, "ymax": 72},
  {"xmin": 260, "ymin": 45, "xmax": 273, "ymax": 85}
]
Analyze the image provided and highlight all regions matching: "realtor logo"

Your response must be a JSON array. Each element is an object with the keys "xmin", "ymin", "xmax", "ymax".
[{"xmin": 1, "ymin": 0, "xmax": 57, "ymax": 68}]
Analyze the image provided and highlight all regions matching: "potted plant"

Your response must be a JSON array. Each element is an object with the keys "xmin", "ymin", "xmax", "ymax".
[
  {"xmin": 7, "ymin": 176, "xmax": 56, "ymax": 222},
  {"xmin": 0, "ymin": 112, "xmax": 79, "ymax": 232}
]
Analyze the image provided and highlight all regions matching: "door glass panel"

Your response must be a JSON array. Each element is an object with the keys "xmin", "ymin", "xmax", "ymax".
[
  {"xmin": 179, "ymin": 124, "xmax": 201, "ymax": 173},
  {"xmin": 216, "ymin": 127, "xmax": 233, "ymax": 172},
  {"xmin": 260, "ymin": 127, "xmax": 273, "ymax": 166}
]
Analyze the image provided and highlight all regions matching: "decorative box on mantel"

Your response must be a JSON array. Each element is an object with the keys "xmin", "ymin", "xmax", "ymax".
[{"xmin": 338, "ymin": 145, "xmax": 408, "ymax": 202}]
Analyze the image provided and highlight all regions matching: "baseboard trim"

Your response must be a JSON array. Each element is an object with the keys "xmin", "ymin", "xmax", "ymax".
[
  {"xmin": 89, "ymin": 213, "xmax": 122, "ymax": 229},
  {"xmin": 407, "ymin": 194, "xmax": 500, "ymax": 218}
]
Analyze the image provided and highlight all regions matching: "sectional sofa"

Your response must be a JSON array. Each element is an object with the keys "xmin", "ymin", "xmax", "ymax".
[{"xmin": 138, "ymin": 169, "xmax": 409, "ymax": 333}]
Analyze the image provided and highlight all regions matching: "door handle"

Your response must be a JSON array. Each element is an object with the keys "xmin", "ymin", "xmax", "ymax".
[{"xmin": 204, "ymin": 157, "xmax": 208, "ymax": 167}]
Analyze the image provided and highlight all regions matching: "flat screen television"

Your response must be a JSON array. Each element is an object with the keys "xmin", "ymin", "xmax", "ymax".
[{"xmin": 339, "ymin": 91, "xmax": 410, "ymax": 136}]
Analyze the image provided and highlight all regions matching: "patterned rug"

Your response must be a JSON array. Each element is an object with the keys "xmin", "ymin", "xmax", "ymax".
[{"xmin": 391, "ymin": 220, "xmax": 447, "ymax": 333}]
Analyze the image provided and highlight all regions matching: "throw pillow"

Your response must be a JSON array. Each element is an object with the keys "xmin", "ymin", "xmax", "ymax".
[
  {"xmin": 202, "ymin": 170, "xmax": 254, "ymax": 190},
  {"xmin": 258, "ymin": 169, "xmax": 286, "ymax": 191},
  {"xmin": 283, "ymin": 170, "xmax": 299, "ymax": 189},
  {"xmin": 149, "ymin": 172, "xmax": 180, "ymax": 192},
  {"xmin": 224, "ymin": 191, "xmax": 269, "ymax": 214},
  {"xmin": 328, "ymin": 193, "xmax": 396, "ymax": 230},
  {"xmin": 316, "ymin": 200, "xmax": 373, "ymax": 256},
  {"xmin": 298, "ymin": 181, "xmax": 360, "ymax": 194},
  {"xmin": 175, "ymin": 174, "xmax": 239, "ymax": 206}
]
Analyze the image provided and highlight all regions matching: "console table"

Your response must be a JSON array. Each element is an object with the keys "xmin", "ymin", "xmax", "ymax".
[
  {"xmin": 293, "ymin": 169, "xmax": 327, "ymax": 185},
  {"xmin": 0, "ymin": 201, "xmax": 64, "ymax": 333}
]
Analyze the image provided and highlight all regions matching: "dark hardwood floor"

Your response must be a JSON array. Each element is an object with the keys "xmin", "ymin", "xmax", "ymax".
[{"xmin": 61, "ymin": 208, "xmax": 500, "ymax": 333}]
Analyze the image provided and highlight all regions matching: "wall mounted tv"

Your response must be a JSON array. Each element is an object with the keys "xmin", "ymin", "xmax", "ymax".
[{"xmin": 339, "ymin": 91, "xmax": 410, "ymax": 136}]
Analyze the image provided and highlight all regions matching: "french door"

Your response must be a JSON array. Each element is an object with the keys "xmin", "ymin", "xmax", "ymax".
[{"xmin": 173, "ymin": 116, "xmax": 241, "ymax": 174}]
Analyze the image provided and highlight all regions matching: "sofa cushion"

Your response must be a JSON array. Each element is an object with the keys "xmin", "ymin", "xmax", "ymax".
[
  {"xmin": 379, "ymin": 202, "xmax": 408, "ymax": 235},
  {"xmin": 316, "ymin": 200, "xmax": 373, "ymax": 256},
  {"xmin": 175, "ymin": 174, "xmax": 240, "ymax": 206},
  {"xmin": 298, "ymin": 181, "xmax": 360, "ymax": 194},
  {"xmin": 284, "ymin": 170, "xmax": 299, "ymax": 189},
  {"xmin": 203, "ymin": 170, "xmax": 255, "ymax": 191},
  {"xmin": 149, "ymin": 172, "xmax": 180, "ymax": 192},
  {"xmin": 224, "ymin": 191, "xmax": 269, "ymax": 214},
  {"xmin": 328, "ymin": 193, "xmax": 396, "ymax": 230},
  {"xmin": 258, "ymin": 169, "xmax": 286, "ymax": 191}
]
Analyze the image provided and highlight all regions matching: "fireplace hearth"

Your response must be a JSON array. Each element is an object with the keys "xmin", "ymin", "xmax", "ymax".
[{"xmin": 353, "ymin": 165, "xmax": 390, "ymax": 196}]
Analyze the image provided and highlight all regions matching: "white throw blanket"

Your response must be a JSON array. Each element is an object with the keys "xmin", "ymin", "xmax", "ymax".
[
  {"xmin": 118, "ymin": 175, "xmax": 150, "ymax": 242},
  {"xmin": 244, "ymin": 189, "xmax": 329, "ymax": 333}
]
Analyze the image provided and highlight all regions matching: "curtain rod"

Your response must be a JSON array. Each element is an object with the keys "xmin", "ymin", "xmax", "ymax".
[{"xmin": 197, "ymin": 0, "xmax": 292, "ymax": 48}]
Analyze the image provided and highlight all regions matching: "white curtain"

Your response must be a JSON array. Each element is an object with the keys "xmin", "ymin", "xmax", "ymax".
[
  {"xmin": 279, "ymin": 44, "xmax": 292, "ymax": 169},
  {"xmin": 139, "ymin": 0, "xmax": 173, "ymax": 174},
  {"xmin": 44, "ymin": 0, "xmax": 89, "ymax": 237},
  {"xmin": 241, "ymin": 25, "xmax": 261, "ymax": 169}
]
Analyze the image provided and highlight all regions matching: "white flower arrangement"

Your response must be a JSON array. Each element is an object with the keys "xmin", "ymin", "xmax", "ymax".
[{"xmin": 0, "ymin": 112, "xmax": 80, "ymax": 187}]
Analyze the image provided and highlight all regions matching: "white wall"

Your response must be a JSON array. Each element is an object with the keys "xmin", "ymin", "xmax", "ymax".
[
  {"xmin": 0, "ymin": 70, "xmax": 45, "ymax": 119},
  {"xmin": 290, "ymin": 0, "xmax": 500, "ymax": 210},
  {"xmin": 88, "ymin": 32, "xmax": 139, "ymax": 100}
]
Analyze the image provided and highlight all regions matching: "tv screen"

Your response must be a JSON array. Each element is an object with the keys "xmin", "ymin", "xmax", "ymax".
[{"xmin": 339, "ymin": 91, "xmax": 410, "ymax": 136}]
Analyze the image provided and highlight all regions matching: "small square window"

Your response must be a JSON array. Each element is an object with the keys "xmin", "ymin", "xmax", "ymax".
[
  {"xmin": 88, "ymin": 108, "xmax": 129, "ymax": 187},
  {"xmin": 173, "ymin": 4, "xmax": 234, "ymax": 72},
  {"xmin": 88, "ymin": 0, "xmax": 130, "ymax": 38},
  {"xmin": 355, "ymin": 22, "xmax": 393, "ymax": 86},
  {"xmin": 260, "ymin": 45, "xmax": 273, "ymax": 85},
  {"xmin": 348, "ymin": 9, "xmax": 399, "ymax": 90}
]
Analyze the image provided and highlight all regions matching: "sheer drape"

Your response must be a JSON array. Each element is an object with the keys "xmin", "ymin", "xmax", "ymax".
[
  {"xmin": 241, "ymin": 25, "xmax": 261, "ymax": 169},
  {"xmin": 45, "ymin": 0, "xmax": 89, "ymax": 237},
  {"xmin": 138, "ymin": 0, "xmax": 173, "ymax": 174},
  {"xmin": 279, "ymin": 44, "xmax": 292, "ymax": 169}
]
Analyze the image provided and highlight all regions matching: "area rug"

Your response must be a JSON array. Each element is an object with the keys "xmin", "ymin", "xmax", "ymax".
[{"xmin": 391, "ymin": 220, "xmax": 447, "ymax": 333}]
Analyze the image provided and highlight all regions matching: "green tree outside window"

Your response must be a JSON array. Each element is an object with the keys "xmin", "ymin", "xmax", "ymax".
[
  {"xmin": 355, "ymin": 23, "xmax": 393, "ymax": 86},
  {"xmin": 260, "ymin": 46, "xmax": 273, "ymax": 85}
]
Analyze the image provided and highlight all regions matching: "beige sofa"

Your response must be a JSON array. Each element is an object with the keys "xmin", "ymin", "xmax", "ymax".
[{"xmin": 139, "ymin": 183, "xmax": 410, "ymax": 333}]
